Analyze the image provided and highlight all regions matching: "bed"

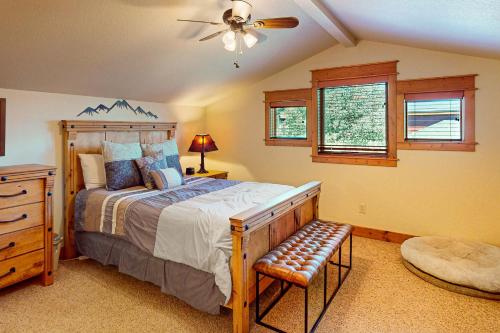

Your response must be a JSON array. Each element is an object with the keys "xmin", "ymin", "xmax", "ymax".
[{"xmin": 61, "ymin": 120, "xmax": 322, "ymax": 333}]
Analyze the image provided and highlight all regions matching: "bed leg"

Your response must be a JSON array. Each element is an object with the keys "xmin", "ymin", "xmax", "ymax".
[{"xmin": 232, "ymin": 233, "xmax": 250, "ymax": 333}]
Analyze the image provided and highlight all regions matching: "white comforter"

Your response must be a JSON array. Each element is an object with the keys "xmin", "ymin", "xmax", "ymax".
[{"xmin": 153, "ymin": 181, "xmax": 293, "ymax": 303}]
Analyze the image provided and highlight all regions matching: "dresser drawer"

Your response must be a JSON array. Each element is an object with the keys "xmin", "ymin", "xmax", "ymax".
[
  {"xmin": 0, "ymin": 249, "xmax": 44, "ymax": 289},
  {"xmin": 0, "ymin": 226, "xmax": 44, "ymax": 261},
  {"xmin": 0, "ymin": 179, "xmax": 44, "ymax": 210},
  {"xmin": 0, "ymin": 202, "xmax": 44, "ymax": 235}
]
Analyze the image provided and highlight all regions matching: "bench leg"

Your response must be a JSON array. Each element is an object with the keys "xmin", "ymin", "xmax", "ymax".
[
  {"xmin": 349, "ymin": 233, "xmax": 353, "ymax": 269},
  {"xmin": 304, "ymin": 287, "xmax": 308, "ymax": 333},
  {"xmin": 255, "ymin": 272, "xmax": 260, "ymax": 323},
  {"xmin": 338, "ymin": 246, "xmax": 342, "ymax": 288},
  {"xmin": 324, "ymin": 264, "xmax": 327, "ymax": 308}
]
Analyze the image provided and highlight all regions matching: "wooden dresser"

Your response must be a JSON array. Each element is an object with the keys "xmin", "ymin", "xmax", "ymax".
[{"xmin": 0, "ymin": 164, "xmax": 56, "ymax": 289}]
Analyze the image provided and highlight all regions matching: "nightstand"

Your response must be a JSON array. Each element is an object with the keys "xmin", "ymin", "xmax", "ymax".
[{"xmin": 193, "ymin": 170, "xmax": 228, "ymax": 179}]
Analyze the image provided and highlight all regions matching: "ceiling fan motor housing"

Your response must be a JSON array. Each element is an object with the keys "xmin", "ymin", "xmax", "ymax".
[{"xmin": 226, "ymin": 0, "xmax": 252, "ymax": 23}]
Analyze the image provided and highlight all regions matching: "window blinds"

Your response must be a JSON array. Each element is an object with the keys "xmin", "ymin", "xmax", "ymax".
[
  {"xmin": 317, "ymin": 82, "xmax": 388, "ymax": 154},
  {"xmin": 405, "ymin": 98, "xmax": 462, "ymax": 141}
]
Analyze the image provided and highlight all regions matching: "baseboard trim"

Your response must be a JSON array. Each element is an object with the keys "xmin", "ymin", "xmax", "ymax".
[{"xmin": 352, "ymin": 225, "xmax": 414, "ymax": 244}]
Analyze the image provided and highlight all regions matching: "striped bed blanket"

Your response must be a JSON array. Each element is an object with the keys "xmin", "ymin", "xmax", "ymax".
[{"xmin": 75, "ymin": 177, "xmax": 293, "ymax": 302}]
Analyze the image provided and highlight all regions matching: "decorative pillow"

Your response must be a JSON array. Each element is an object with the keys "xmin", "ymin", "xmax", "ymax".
[
  {"xmin": 79, "ymin": 154, "xmax": 106, "ymax": 189},
  {"xmin": 135, "ymin": 153, "xmax": 167, "ymax": 189},
  {"xmin": 141, "ymin": 140, "xmax": 183, "ymax": 175},
  {"xmin": 150, "ymin": 168, "xmax": 185, "ymax": 190},
  {"xmin": 101, "ymin": 141, "xmax": 143, "ymax": 190}
]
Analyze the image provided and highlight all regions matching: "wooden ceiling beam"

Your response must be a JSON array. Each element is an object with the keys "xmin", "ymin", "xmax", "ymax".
[{"xmin": 294, "ymin": 0, "xmax": 357, "ymax": 47}]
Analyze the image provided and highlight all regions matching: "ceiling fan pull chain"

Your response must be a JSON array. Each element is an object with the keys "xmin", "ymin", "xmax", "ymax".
[
  {"xmin": 239, "ymin": 33, "xmax": 243, "ymax": 55},
  {"xmin": 234, "ymin": 33, "xmax": 241, "ymax": 69}
]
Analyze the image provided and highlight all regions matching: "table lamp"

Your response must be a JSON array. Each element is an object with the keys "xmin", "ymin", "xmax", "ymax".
[{"xmin": 188, "ymin": 134, "xmax": 218, "ymax": 173}]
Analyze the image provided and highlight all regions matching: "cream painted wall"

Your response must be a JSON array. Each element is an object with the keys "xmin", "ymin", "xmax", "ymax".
[
  {"xmin": 0, "ymin": 88, "xmax": 205, "ymax": 238},
  {"xmin": 205, "ymin": 40, "xmax": 500, "ymax": 245}
]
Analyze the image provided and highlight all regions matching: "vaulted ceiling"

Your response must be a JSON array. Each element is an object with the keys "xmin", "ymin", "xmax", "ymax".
[
  {"xmin": 320, "ymin": 0, "xmax": 500, "ymax": 59},
  {"xmin": 0, "ymin": 0, "xmax": 498, "ymax": 106},
  {"xmin": 0, "ymin": 0, "xmax": 334, "ymax": 106}
]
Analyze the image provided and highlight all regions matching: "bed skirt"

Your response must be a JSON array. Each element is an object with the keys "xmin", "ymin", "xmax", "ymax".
[{"xmin": 75, "ymin": 231, "xmax": 226, "ymax": 314}]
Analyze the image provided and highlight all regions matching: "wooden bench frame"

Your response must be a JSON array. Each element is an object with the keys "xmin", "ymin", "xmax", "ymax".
[{"xmin": 61, "ymin": 120, "xmax": 322, "ymax": 333}]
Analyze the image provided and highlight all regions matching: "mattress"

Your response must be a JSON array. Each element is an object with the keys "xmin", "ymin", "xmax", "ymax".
[{"xmin": 74, "ymin": 176, "xmax": 294, "ymax": 310}]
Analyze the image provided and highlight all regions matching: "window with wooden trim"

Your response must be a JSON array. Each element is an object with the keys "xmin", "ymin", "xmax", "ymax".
[
  {"xmin": 264, "ymin": 88, "xmax": 311, "ymax": 147},
  {"xmin": 311, "ymin": 61, "xmax": 398, "ymax": 167},
  {"xmin": 397, "ymin": 75, "xmax": 477, "ymax": 151}
]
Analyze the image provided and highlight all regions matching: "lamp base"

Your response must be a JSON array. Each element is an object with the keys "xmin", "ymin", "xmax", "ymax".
[{"xmin": 197, "ymin": 151, "xmax": 208, "ymax": 174}]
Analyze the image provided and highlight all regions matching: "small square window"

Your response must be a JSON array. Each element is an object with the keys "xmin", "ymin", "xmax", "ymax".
[
  {"xmin": 264, "ymin": 89, "xmax": 311, "ymax": 147},
  {"xmin": 270, "ymin": 105, "xmax": 307, "ymax": 140},
  {"xmin": 405, "ymin": 98, "xmax": 462, "ymax": 141},
  {"xmin": 397, "ymin": 75, "xmax": 476, "ymax": 152}
]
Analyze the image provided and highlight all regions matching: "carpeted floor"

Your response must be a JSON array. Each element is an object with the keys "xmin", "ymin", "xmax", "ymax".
[{"xmin": 0, "ymin": 236, "xmax": 498, "ymax": 333}]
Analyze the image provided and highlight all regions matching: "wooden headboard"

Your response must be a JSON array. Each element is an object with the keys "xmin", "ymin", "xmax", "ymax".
[{"xmin": 60, "ymin": 120, "xmax": 177, "ymax": 259}]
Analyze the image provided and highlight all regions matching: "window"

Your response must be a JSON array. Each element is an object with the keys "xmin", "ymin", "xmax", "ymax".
[
  {"xmin": 270, "ymin": 104, "xmax": 307, "ymax": 140},
  {"xmin": 312, "ymin": 61, "xmax": 398, "ymax": 166},
  {"xmin": 265, "ymin": 88, "xmax": 311, "ymax": 147},
  {"xmin": 397, "ymin": 75, "xmax": 476, "ymax": 151},
  {"xmin": 318, "ymin": 83, "xmax": 388, "ymax": 155}
]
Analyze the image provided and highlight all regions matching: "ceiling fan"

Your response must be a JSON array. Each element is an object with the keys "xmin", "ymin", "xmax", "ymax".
[{"xmin": 178, "ymin": 0, "xmax": 299, "ymax": 68}]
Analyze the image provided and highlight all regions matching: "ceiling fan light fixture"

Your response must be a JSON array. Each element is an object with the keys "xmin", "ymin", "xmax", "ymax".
[
  {"xmin": 224, "ymin": 40, "xmax": 236, "ymax": 52},
  {"xmin": 231, "ymin": 0, "xmax": 252, "ymax": 22},
  {"xmin": 222, "ymin": 30, "xmax": 236, "ymax": 45},
  {"xmin": 243, "ymin": 31, "xmax": 258, "ymax": 48}
]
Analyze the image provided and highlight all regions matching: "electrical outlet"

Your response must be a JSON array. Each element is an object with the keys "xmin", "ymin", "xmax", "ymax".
[{"xmin": 359, "ymin": 203, "xmax": 367, "ymax": 215}]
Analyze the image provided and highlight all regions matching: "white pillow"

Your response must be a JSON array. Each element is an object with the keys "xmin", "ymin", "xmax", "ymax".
[
  {"xmin": 79, "ymin": 154, "xmax": 106, "ymax": 189},
  {"xmin": 150, "ymin": 167, "xmax": 184, "ymax": 190}
]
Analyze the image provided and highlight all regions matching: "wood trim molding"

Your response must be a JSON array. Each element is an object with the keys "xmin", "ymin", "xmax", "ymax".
[
  {"xmin": 265, "ymin": 138, "xmax": 311, "ymax": 147},
  {"xmin": 396, "ymin": 75, "xmax": 477, "ymax": 152},
  {"xmin": 0, "ymin": 98, "xmax": 5, "ymax": 156},
  {"xmin": 264, "ymin": 88, "xmax": 311, "ymax": 102},
  {"xmin": 264, "ymin": 89, "xmax": 312, "ymax": 147},
  {"xmin": 397, "ymin": 74, "xmax": 477, "ymax": 94},
  {"xmin": 311, "ymin": 61, "xmax": 398, "ymax": 167},
  {"xmin": 352, "ymin": 225, "xmax": 414, "ymax": 244},
  {"xmin": 312, "ymin": 155, "xmax": 398, "ymax": 167},
  {"xmin": 311, "ymin": 60, "xmax": 398, "ymax": 82}
]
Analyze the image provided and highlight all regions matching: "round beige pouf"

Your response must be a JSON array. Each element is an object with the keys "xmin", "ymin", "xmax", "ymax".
[{"xmin": 401, "ymin": 236, "xmax": 500, "ymax": 300}]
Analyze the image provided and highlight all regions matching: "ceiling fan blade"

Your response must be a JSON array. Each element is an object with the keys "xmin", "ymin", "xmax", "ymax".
[
  {"xmin": 199, "ymin": 29, "xmax": 228, "ymax": 42},
  {"xmin": 252, "ymin": 17, "xmax": 299, "ymax": 29},
  {"xmin": 177, "ymin": 19, "xmax": 223, "ymax": 26}
]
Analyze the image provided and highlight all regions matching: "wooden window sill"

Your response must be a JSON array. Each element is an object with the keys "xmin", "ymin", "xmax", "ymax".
[
  {"xmin": 397, "ymin": 141, "xmax": 476, "ymax": 152},
  {"xmin": 265, "ymin": 139, "xmax": 311, "ymax": 147},
  {"xmin": 312, "ymin": 154, "xmax": 398, "ymax": 167}
]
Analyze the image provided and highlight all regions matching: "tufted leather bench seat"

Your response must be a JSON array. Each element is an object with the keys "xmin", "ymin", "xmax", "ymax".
[
  {"xmin": 254, "ymin": 220, "xmax": 352, "ymax": 287},
  {"xmin": 253, "ymin": 220, "xmax": 352, "ymax": 333}
]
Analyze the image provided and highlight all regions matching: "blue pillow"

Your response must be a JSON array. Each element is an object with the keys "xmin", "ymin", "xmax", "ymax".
[{"xmin": 141, "ymin": 140, "xmax": 183, "ymax": 176}]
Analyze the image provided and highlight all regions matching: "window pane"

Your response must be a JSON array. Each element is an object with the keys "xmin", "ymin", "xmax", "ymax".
[
  {"xmin": 406, "ymin": 99, "xmax": 462, "ymax": 140},
  {"xmin": 270, "ymin": 106, "xmax": 307, "ymax": 139},
  {"xmin": 318, "ymin": 83, "xmax": 387, "ymax": 154}
]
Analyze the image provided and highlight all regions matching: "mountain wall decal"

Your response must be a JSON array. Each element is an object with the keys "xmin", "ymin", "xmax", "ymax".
[{"xmin": 77, "ymin": 99, "xmax": 159, "ymax": 119}]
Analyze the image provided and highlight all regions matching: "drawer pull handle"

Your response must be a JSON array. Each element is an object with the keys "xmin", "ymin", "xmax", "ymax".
[
  {"xmin": 0, "ymin": 214, "xmax": 28, "ymax": 223},
  {"xmin": 0, "ymin": 242, "xmax": 15, "ymax": 252},
  {"xmin": 0, "ymin": 267, "xmax": 15, "ymax": 279},
  {"xmin": 0, "ymin": 189, "xmax": 27, "ymax": 198}
]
